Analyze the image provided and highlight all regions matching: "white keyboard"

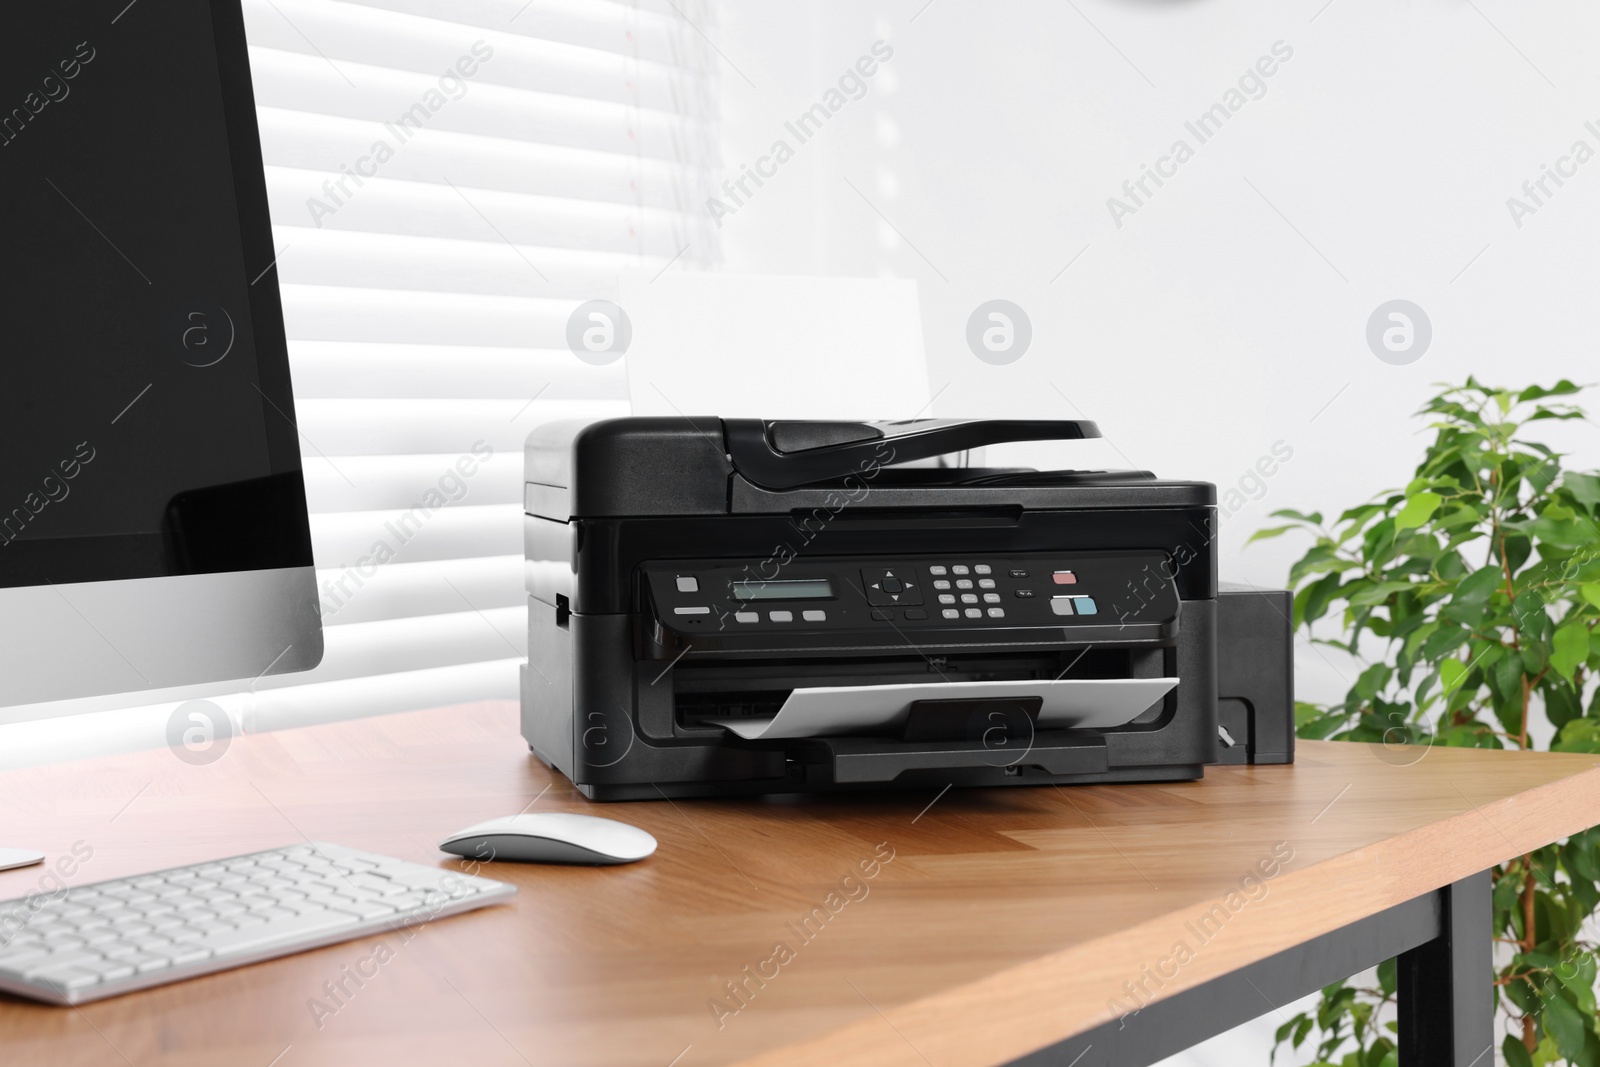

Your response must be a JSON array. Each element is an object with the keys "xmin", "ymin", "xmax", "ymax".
[{"xmin": 0, "ymin": 842, "xmax": 514, "ymax": 1005}]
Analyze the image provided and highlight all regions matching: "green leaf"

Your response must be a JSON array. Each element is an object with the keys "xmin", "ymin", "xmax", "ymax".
[
  {"xmin": 1295, "ymin": 572, "xmax": 1344, "ymax": 629},
  {"xmin": 1565, "ymin": 471, "xmax": 1600, "ymax": 509},
  {"xmin": 1556, "ymin": 719, "xmax": 1600, "ymax": 754},
  {"xmin": 1394, "ymin": 491, "xmax": 1442, "ymax": 530},
  {"xmin": 1347, "ymin": 580, "xmax": 1418, "ymax": 608},
  {"xmin": 1544, "ymin": 988, "xmax": 1588, "ymax": 1059},
  {"xmin": 1516, "ymin": 379, "xmax": 1583, "ymax": 402},
  {"xmin": 1553, "ymin": 948, "xmax": 1598, "ymax": 1014},
  {"xmin": 1503, "ymin": 1033, "xmax": 1535, "ymax": 1067},
  {"xmin": 1445, "ymin": 566, "xmax": 1504, "ymax": 620},
  {"xmin": 1551, "ymin": 620, "xmax": 1591, "ymax": 682},
  {"xmin": 1491, "ymin": 651, "xmax": 1525, "ymax": 703},
  {"xmin": 1439, "ymin": 658, "xmax": 1468, "ymax": 696},
  {"xmin": 1532, "ymin": 515, "xmax": 1596, "ymax": 549},
  {"xmin": 1581, "ymin": 582, "xmax": 1600, "ymax": 611},
  {"xmin": 1248, "ymin": 524, "xmax": 1304, "ymax": 544},
  {"xmin": 1544, "ymin": 682, "xmax": 1583, "ymax": 731}
]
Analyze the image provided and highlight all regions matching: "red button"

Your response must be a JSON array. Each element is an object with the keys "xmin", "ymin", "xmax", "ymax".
[{"xmin": 1052, "ymin": 570, "xmax": 1077, "ymax": 585}]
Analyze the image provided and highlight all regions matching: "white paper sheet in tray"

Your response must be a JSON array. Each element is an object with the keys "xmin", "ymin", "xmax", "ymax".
[{"xmin": 707, "ymin": 677, "xmax": 1180, "ymax": 741}]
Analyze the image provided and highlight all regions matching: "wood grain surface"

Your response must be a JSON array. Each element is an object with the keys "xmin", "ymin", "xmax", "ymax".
[{"xmin": 1, "ymin": 700, "xmax": 1597, "ymax": 1067}]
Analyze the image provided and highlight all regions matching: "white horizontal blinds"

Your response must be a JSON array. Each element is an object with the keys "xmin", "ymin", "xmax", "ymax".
[
  {"xmin": 0, "ymin": 0, "xmax": 722, "ymax": 755},
  {"xmin": 237, "ymin": 0, "xmax": 720, "ymax": 728}
]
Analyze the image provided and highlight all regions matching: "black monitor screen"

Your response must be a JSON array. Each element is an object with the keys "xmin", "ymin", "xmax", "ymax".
[{"xmin": 0, "ymin": 0, "xmax": 310, "ymax": 589}]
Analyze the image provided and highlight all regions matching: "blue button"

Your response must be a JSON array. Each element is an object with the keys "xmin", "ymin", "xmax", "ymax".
[{"xmin": 1072, "ymin": 596, "xmax": 1097, "ymax": 616}]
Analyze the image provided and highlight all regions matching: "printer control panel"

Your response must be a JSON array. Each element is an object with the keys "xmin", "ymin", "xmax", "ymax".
[{"xmin": 641, "ymin": 552, "xmax": 1179, "ymax": 638}]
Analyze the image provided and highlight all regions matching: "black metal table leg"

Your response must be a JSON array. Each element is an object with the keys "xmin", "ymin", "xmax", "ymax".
[
  {"xmin": 1397, "ymin": 872, "xmax": 1494, "ymax": 1066},
  {"xmin": 1004, "ymin": 871, "xmax": 1497, "ymax": 1067}
]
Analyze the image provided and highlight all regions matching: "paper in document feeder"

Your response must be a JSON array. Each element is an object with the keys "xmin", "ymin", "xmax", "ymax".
[{"xmin": 709, "ymin": 678, "xmax": 1180, "ymax": 741}]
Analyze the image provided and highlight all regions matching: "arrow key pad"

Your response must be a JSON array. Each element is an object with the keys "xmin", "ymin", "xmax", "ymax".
[{"xmin": 860, "ymin": 567, "xmax": 924, "ymax": 607}]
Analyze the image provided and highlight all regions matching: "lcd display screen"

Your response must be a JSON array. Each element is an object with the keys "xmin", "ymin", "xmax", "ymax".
[
  {"xmin": 0, "ymin": 1, "xmax": 311, "ymax": 589},
  {"xmin": 731, "ymin": 579, "xmax": 834, "ymax": 601}
]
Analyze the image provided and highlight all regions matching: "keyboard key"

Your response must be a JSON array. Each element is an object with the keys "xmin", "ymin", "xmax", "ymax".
[
  {"xmin": 83, "ymin": 959, "xmax": 136, "ymax": 982},
  {"xmin": 379, "ymin": 868, "xmax": 469, "ymax": 893},
  {"xmin": 199, "ymin": 911, "xmax": 357, "ymax": 956},
  {"xmin": 329, "ymin": 899, "xmax": 398, "ymax": 922},
  {"xmin": 349, "ymin": 875, "xmax": 408, "ymax": 897},
  {"xmin": 25, "ymin": 966, "xmax": 102, "ymax": 993},
  {"xmin": 239, "ymin": 894, "xmax": 282, "ymax": 912},
  {"xmin": 0, "ymin": 947, "xmax": 54, "ymax": 972},
  {"xmin": 11, "ymin": 951, "xmax": 104, "ymax": 979}
]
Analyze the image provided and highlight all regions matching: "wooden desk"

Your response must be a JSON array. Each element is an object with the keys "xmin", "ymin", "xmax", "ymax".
[{"xmin": 2, "ymin": 701, "xmax": 1598, "ymax": 1067}]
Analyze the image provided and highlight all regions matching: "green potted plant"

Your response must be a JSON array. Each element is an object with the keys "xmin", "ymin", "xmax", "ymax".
[{"xmin": 1258, "ymin": 379, "xmax": 1600, "ymax": 1066}]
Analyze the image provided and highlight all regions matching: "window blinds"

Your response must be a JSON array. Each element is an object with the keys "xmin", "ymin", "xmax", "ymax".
[{"xmin": 0, "ymin": 0, "xmax": 721, "ymax": 765}]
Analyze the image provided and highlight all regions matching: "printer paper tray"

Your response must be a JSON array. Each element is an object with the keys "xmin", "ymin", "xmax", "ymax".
[{"xmin": 707, "ymin": 677, "xmax": 1178, "ymax": 741}]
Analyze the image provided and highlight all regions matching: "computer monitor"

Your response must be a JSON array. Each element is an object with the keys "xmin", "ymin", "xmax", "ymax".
[{"xmin": 0, "ymin": 0, "xmax": 322, "ymax": 711}]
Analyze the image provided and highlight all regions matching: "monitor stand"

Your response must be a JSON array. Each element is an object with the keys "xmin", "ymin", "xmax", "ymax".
[{"xmin": 0, "ymin": 848, "xmax": 45, "ymax": 872}]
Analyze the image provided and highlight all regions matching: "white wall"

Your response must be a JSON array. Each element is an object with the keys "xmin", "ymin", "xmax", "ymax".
[{"xmin": 705, "ymin": 1, "xmax": 1600, "ymax": 1062}]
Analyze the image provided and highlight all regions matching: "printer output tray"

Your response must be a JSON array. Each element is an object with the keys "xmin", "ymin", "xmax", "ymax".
[{"xmin": 708, "ymin": 677, "xmax": 1179, "ymax": 740}]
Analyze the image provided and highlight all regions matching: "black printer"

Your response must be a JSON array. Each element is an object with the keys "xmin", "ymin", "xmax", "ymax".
[{"xmin": 521, "ymin": 418, "xmax": 1293, "ymax": 801}]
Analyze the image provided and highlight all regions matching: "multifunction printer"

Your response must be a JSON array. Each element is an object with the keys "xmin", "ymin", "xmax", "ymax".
[{"xmin": 521, "ymin": 418, "xmax": 1293, "ymax": 800}]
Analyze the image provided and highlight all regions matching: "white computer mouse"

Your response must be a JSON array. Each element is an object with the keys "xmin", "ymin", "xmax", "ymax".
[
  {"xmin": 439, "ymin": 813, "xmax": 657, "ymax": 866},
  {"xmin": 0, "ymin": 848, "xmax": 44, "ymax": 872}
]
